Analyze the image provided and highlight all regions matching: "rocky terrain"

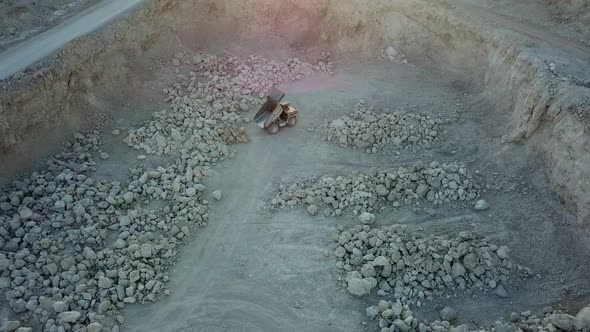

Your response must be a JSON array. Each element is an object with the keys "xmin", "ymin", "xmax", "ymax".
[
  {"xmin": 0, "ymin": 50, "xmax": 332, "ymax": 331},
  {"xmin": 334, "ymin": 224, "xmax": 528, "ymax": 301},
  {"xmin": 367, "ymin": 300, "xmax": 590, "ymax": 332},
  {"xmin": 321, "ymin": 101, "xmax": 443, "ymax": 154},
  {"xmin": 0, "ymin": 0, "xmax": 589, "ymax": 330},
  {"xmin": 269, "ymin": 161, "xmax": 483, "ymax": 217}
]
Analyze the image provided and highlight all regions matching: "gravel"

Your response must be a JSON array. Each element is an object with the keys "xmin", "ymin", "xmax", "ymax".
[
  {"xmin": 270, "ymin": 161, "xmax": 482, "ymax": 216},
  {"xmin": 367, "ymin": 295, "xmax": 590, "ymax": 332},
  {"xmin": 333, "ymin": 224, "xmax": 531, "ymax": 304},
  {"xmin": 0, "ymin": 50, "xmax": 333, "ymax": 331},
  {"xmin": 321, "ymin": 101, "xmax": 442, "ymax": 154}
]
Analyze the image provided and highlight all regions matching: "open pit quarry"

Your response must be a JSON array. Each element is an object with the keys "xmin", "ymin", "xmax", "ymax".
[{"xmin": 0, "ymin": 0, "xmax": 590, "ymax": 331}]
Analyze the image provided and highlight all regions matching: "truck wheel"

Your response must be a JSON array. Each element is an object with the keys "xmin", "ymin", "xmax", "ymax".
[
  {"xmin": 287, "ymin": 117, "xmax": 298, "ymax": 127},
  {"xmin": 266, "ymin": 123, "xmax": 280, "ymax": 135}
]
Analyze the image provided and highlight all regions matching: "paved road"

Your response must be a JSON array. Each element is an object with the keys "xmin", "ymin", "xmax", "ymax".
[{"xmin": 0, "ymin": 0, "xmax": 143, "ymax": 80}]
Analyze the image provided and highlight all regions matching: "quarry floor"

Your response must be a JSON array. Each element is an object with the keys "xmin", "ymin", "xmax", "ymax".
[
  {"xmin": 0, "ymin": 1, "xmax": 589, "ymax": 331},
  {"xmin": 61, "ymin": 60, "xmax": 590, "ymax": 331}
]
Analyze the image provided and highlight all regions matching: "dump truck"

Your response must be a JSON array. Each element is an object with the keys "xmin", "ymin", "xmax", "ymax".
[{"xmin": 253, "ymin": 87, "xmax": 299, "ymax": 135}]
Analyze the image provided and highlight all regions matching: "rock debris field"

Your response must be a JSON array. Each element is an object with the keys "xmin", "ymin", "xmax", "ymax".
[
  {"xmin": 0, "ymin": 51, "xmax": 332, "ymax": 331},
  {"xmin": 269, "ymin": 161, "xmax": 483, "ymax": 217},
  {"xmin": 1, "ymin": 45, "xmax": 590, "ymax": 332},
  {"xmin": 321, "ymin": 101, "xmax": 443, "ymax": 154}
]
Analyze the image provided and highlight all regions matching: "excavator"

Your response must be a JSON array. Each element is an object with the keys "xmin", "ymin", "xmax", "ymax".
[{"xmin": 253, "ymin": 87, "xmax": 299, "ymax": 135}]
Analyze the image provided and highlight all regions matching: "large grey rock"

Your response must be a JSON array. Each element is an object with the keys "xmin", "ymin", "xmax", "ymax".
[
  {"xmin": 577, "ymin": 306, "xmax": 590, "ymax": 329},
  {"xmin": 98, "ymin": 277, "xmax": 113, "ymax": 289},
  {"xmin": 347, "ymin": 276, "xmax": 376, "ymax": 296},
  {"xmin": 549, "ymin": 313, "xmax": 578, "ymax": 332},
  {"xmin": 451, "ymin": 262, "xmax": 466, "ymax": 278},
  {"xmin": 366, "ymin": 306, "xmax": 379, "ymax": 318},
  {"xmin": 474, "ymin": 200, "xmax": 489, "ymax": 211},
  {"xmin": 393, "ymin": 319, "xmax": 411, "ymax": 332},
  {"xmin": 439, "ymin": 307, "xmax": 458, "ymax": 321},
  {"xmin": 358, "ymin": 212, "xmax": 375, "ymax": 225},
  {"xmin": 451, "ymin": 324, "xmax": 469, "ymax": 332},
  {"xmin": 497, "ymin": 246, "xmax": 509, "ymax": 259},
  {"xmin": 212, "ymin": 190, "xmax": 223, "ymax": 201},
  {"xmin": 87, "ymin": 322, "xmax": 103, "ymax": 332},
  {"xmin": 0, "ymin": 321, "xmax": 21, "ymax": 332},
  {"xmin": 52, "ymin": 301, "xmax": 69, "ymax": 313},
  {"xmin": 59, "ymin": 311, "xmax": 81, "ymax": 323},
  {"xmin": 141, "ymin": 243, "xmax": 153, "ymax": 258},
  {"xmin": 494, "ymin": 284, "xmax": 509, "ymax": 298}
]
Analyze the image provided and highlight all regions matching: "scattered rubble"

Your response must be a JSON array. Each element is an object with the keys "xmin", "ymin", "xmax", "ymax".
[
  {"xmin": 171, "ymin": 51, "xmax": 334, "ymax": 98},
  {"xmin": 367, "ymin": 301, "xmax": 590, "ymax": 332},
  {"xmin": 333, "ymin": 224, "xmax": 530, "ymax": 304},
  {"xmin": 126, "ymin": 51, "xmax": 334, "ymax": 159},
  {"xmin": 322, "ymin": 102, "xmax": 442, "ymax": 154},
  {"xmin": 270, "ymin": 161, "xmax": 481, "ymax": 216},
  {"xmin": 0, "ymin": 50, "xmax": 334, "ymax": 331}
]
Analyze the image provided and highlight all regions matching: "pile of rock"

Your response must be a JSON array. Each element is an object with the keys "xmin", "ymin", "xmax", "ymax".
[
  {"xmin": 366, "ymin": 300, "xmax": 433, "ymax": 332},
  {"xmin": 0, "ymin": 129, "xmax": 218, "ymax": 331},
  {"xmin": 270, "ymin": 161, "xmax": 480, "ymax": 216},
  {"xmin": 322, "ymin": 101, "xmax": 442, "ymax": 154},
  {"xmin": 334, "ymin": 224, "xmax": 530, "ymax": 303},
  {"xmin": 172, "ymin": 51, "xmax": 334, "ymax": 98},
  {"xmin": 127, "ymin": 50, "xmax": 335, "ymax": 159},
  {"xmin": 366, "ymin": 301, "xmax": 590, "ymax": 332},
  {"xmin": 124, "ymin": 96, "xmax": 249, "ymax": 162},
  {"xmin": 0, "ymin": 48, "xmax": 335, "ymax": 331}
]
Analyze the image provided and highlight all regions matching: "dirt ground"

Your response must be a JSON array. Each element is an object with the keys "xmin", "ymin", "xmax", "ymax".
[
  {"xmin": 0, "ymin": 0, "xmax": 103, "ymax": 49},
  {"xmin": 1, "ymin": 0, "xmax": 590, "ymax": 331},
  {"xmin": 440, "ymin": 0, "xmax": 590, "ymax": 47},
  {"xmin": 69, "ymin": 58, "xmax": 589, "ymax": 331}
]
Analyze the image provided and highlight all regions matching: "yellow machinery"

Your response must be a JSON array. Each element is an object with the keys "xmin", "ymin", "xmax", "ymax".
[{"xmin": 253, "ymin": 88, "xmax": 299, "ymax": 135}]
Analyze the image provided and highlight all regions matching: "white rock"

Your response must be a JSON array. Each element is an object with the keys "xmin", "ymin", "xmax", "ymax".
[
  {"xmin": 576, "ymin": 306, "xmax": 590, "ymax": 329},
  {"xmin": 59, "ymin": 311, "xmax": 81, "ymax": 323},
  {"xmin": 212, "ymin": 190, "xmax": 222, "ymax": 201},
  {"xmin": 474, "ymin": 199, "xmax": 489, "ymax": 211},
  {"xmin": 307, "ymin": 205, "xmax": 318, "ymax": 216},
  {"xmin": 98, "ymin": 276, "xmax": 113, "ymax": 289},
  {"xmin": 386, "ymin": 46, "xmax": 398, "ymax": 60},
  {"xmin": 497, "ymin": 246, "xmax": 509, "ymax": 259},
  {"xmin": 358, "ymin": 212, "xmax": 375, "ymax": 225},
  {"xmin": 141, "ymin": 243, "xmax": 153, "ymax": 258},
  {"xmin": 347, "ymin": 277, "xmax": 375, "ymax": 296},
  {"xmin": 366, "ymin": 306, "xmax": 379, "ymax": 318},
  {"xmin": 19, "ymin": 207, "xmax": 33, "ymax": 219},
  {"xmin": 87, "ymin": 322, "xmax": 103, "ymax": 332},
  {"xmin": 53, "ymin": 301, "xmax": 69, "ymax": 313}
]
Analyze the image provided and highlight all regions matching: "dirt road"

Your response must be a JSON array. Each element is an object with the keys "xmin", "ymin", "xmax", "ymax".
[
  {"xmin": 445, "ymin": 0, "xmax": 590, "ymax": 63},
  {"xmin": 0, "ymin": 0, "xmax": 143, "ymax": 80},
  {"xmin": 119, "ymin": 62, "xmax": 590, "ymax": 331}
]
